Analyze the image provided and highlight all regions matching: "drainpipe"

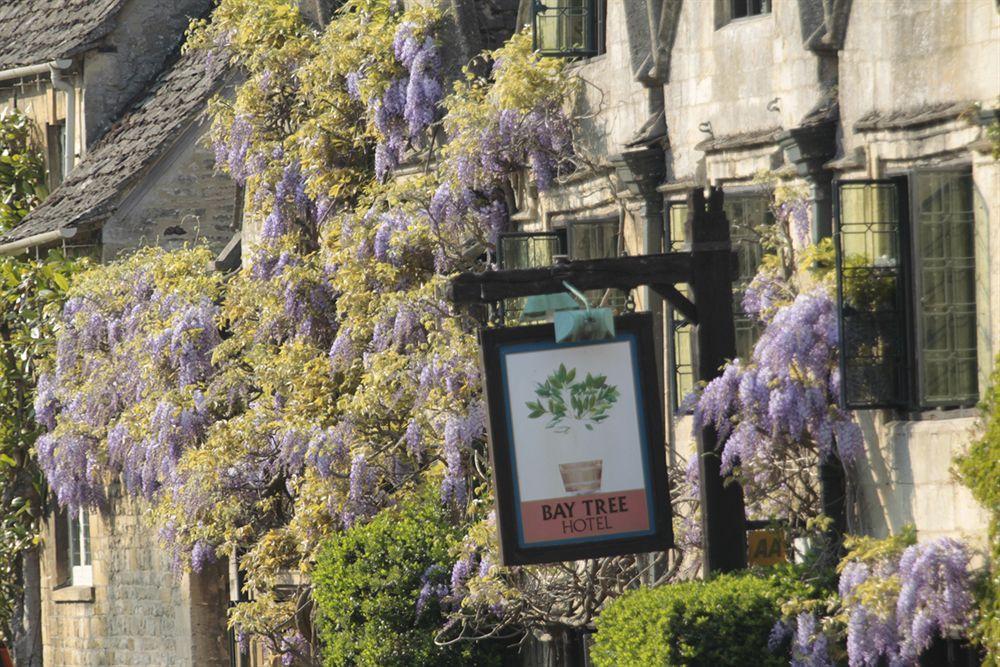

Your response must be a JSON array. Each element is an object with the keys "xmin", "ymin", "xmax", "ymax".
[
  {"xmin": 0, "ymin": 228, "xmax": 78, "ymax": 256},
  {"xmin": 48, "ymin": 59, "xmax": 76, "ymax": 179},
  {"xmin": 0, "ymin": 60, "xmax": 79, "ymax": 256},
  {"xmin": 0, "ymin": 62, "xmax": 52, "ymax": 82}
]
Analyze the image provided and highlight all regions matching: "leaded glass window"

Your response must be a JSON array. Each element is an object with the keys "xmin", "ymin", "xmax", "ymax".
[
  {"xmin": 662, "ymin": 199, "xmax": 769, "ymax": 411},
  {"xmin": 665, "ymin": 203, "xmax": 694, "ymax": 411},
  {"xmin": 68, "ymin": 508, "xmax": 92, "ymax": 586},
  {"xmin": 567, "ymin": 218, "xmax": 626, "ymax": 310},
  {"xmin": 835, "ymin": 179, "xmax": 909, "ymax": 408},
  {"xmin": 532, "ymin": 0, "xmax": 605, "ymax": 58},
  {"xmin": 725, "ymin": 197, "xmax": 772, "ymax": 360},
  {"xmin": 914, "ymin": 171, "xmax": 977, "ymax": 406},
  {"xmin": 497, "ymin": 230, "xmax": 567, "ymax": 321},
  {"xmin": 834, "ymin": 172, "xmax": 978, "ymax": 410}
]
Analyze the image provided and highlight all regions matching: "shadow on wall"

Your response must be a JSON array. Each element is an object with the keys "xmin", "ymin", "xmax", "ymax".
[{"xmin": 849, "ymin": 410, "xmax": 916, "ymax": 539}]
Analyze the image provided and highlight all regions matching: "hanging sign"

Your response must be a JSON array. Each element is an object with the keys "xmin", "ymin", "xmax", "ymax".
[{"xmin": 480, "ymin": 313, "xmax": 673, "ymax": 565}]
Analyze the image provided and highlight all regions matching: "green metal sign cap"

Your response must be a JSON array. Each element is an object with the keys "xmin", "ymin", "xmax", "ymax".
[{"xmin": 554, "ymin": 308, "xmax": 615, "ymax": 343}]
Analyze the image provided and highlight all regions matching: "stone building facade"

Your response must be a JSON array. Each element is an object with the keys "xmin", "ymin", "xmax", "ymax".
[
  {"xmin": 506, "ymin": 0, "xmax": 998, "ymax": 556},
  {"xmin": 38, "ymin": 499, "xmax": 228, "ymax": 667}
]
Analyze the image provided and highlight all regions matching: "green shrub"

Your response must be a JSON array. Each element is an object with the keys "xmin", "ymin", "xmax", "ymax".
[
  {"xmin": 312, "ymin": 488, "xmax": 503, "ymax": 667},
  {"xmin": 956, "ymin": 355, "xmax": 1000, "ymax": 662},
  {"xmin": 591, "ymin": 572, "xmax": 804, "ymax": 667}
]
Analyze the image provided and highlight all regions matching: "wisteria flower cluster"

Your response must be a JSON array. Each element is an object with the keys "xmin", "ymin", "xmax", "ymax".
[
  {"xmin": 693, "ymin": 285, "xmax": 863, "ymax": 516},
  {"xmin": 690, "ymin": 188, "xmax": 864, "ymax": 524},
  {"xmin": 361, "ymin": 18, "xmax": 444, "ymax": 178},
  {"xmin": 775, "ymin": 529, "xmax": 977, "ymax": 667},
  {"xmin": 843, "ymin": 536, "xmax": 974, "ymax": 665},
  {"xmin": 35, "ymin": 248, "xmax": 223, "ymax": 512}
]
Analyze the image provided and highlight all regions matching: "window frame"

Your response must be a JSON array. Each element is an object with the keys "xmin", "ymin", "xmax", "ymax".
[
  {"xmin": 833, "ymin": 169, "xmax": 978, "ymax": 412},
  {"xmin": 496, "ymin": 229, "xmax": 569, "ymax": 322},
  {"xmin": 664, "ymin": 201, "xmax": 694, "ymax": 414},
  {"xmin": 716, "ymin": 0, "xmax": 772, "ymax": 29},
  {"xmin": 834, "ymin": 176, "xmax": 913, "ymax": 410},
  {"xmin": 531, "ymin": 0, "xmax": 606, "ymax": 59},
  {"xmin": 68, "ymin": 508, "xmax": 93, "ymax": 587},
  {"xmin": 907, "ymin": 167, "xmax": 979, "ymax": 409},
  {"xmin": 731, "ymin": 0, "xmax": 771, "ymax": 20},
  {"xmin": 55, "ymin": 506, "xmax": 93, "ymax": 588}
]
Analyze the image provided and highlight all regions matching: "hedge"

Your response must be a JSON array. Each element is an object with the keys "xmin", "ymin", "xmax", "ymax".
[
  {"xmin": 591, "ymin": 573, "xmax": 802, "ymax": 667},
  {"xmin": 312, "ymin": 489, "xmax": 503, "ymax": 667}
]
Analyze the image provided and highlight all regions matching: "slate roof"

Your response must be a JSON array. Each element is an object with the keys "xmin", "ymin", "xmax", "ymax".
[
  {"xmin": 0, "ymin": 51, "xmax": 227, "ymax": 244},
  {"xmin": 0, "ymin": 0, "xmax": 127, "ymax": 70}
]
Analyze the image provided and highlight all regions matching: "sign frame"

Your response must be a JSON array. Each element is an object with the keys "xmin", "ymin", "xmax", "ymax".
[{"xmin": 480, "ymin": 312, "xmax": 673, "ymax": 565}]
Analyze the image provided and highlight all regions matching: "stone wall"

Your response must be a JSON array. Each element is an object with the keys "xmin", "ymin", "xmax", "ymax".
[
  {"xmin": 570, "ymin": 2, "xmax": 652, "ymax": 162},
  {"xmin": 39, "ymin": 498, "xmax": 229, "ymax": 666},
  {"xmin": 101, "ymin": 121, "xmax": 239, "ymax": 261},
  {"xmin": 852, "ymin": 414, "xmax": 990, "ymax": 544},
  {"xmin": 838, "ymin": 0, "xmax": 999, "ymax": 157},
  {"xmin": 664, "ymin": 0, "xmax": 829, "ymax": 182},
  {"xmin": 81, "ymin": 0, "xmax": 214, "ymax": 146}
]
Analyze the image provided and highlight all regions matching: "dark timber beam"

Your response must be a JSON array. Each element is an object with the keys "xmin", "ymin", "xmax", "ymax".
[
  {"xmin": 448, "ymin": 252, "xmax": 726, "ymax": 324},
  {"xmin": 688, "ymin": 186, "xmax": 748, "ymax": 575},
  {"xmin": 448, "ymin": 252, "xmax": 694, "ymax": 304},
  {"xmin": 652, "ymin": 283, "xmax": 697, "ymax": 323}
]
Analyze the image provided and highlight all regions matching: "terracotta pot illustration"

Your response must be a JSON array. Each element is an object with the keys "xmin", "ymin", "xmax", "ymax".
[{"xmin": 559, "ymin": 459, "xmax": 603, "ymax": 494}]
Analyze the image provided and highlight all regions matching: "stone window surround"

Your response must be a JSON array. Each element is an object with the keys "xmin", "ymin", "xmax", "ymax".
[
  {"xmin": 50, "ymin": 506, "xmax": 94, "ymax": 604},
  {"xmin": 51, "ymin": 583, "xmax": 94, "ymax": 604}
]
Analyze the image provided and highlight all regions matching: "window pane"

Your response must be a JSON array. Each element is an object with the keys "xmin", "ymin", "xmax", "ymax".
[
  {"xmin": 836, "ymin": 181, "xmax": 908, "ymax": 408},
  {"xmin": 666, "ymin": 203, "xmax": 688, "ymax": 251},
  {"xmin": 915, "ymin": 171, "xmax": 977, "ymax": 406},
  {"xmin": 69, "ymin": 511, "xmax": 81, "ymax": 567},
  {"xmin": 670, "ymin": 282, "xmax": 695, "ymax": 412},
  {"xmin": 498, "ymin": 231, "xmax": 567, "ymax": 321},
  {"xmin": 534, "ymin": 0, "xmax": 595, "ymax": 55},
  {"xmin": 81, "ymin": 510, "xmax": 91, "ymax": 566},
  {"xmin": 725, "ymin": 197, "xmax": 771, "ymax": 360},
  {"xmin": 568, "ymin": 220, "xmax": 625, "ymax": 309},
  {"xmin": 664, "ymin": 204, "xmax": 693, "ymax": 411}
]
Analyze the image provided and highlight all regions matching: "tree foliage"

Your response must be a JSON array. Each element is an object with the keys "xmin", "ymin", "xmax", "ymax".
[
  {"xmin": 0, "ymin": 108, "xmax": 46, "ymax": 232},
  {"xmin": 312, "ymin": 489, "xmax": 504, "ymax": 667},
  {"xmin": 591, "ymin": 571, "xmax": 812, "ymax": 667},
  {"xmin": 956, "ymin": 356, "xmax": 1000, "ymax": 662},
  {"xmin": 0, "ymin": 108, "xmax": 79, "ymax": 648}
]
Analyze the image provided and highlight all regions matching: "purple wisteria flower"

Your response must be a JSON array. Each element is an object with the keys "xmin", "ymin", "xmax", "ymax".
[
  {"xmin": 791, "ymin": 612, "xmax": 832, "ymax": 667},
  {"xmin": 838, "ymin": 536, "xmax": 974, "ymax": 667},
  {"xmin": 191, "ymin": 540, "xmax": 217, "ymax": 573},
  {"xmin": 895, "ymin": 538, "xmax": 973, "ymax": 662},
  {"xmin": 416, "ymin": 564, "xmax": 449, "ymax": 616},
  {"xmin": 693, "ymin": 288, "xmax": 864, "ymax": 496}
]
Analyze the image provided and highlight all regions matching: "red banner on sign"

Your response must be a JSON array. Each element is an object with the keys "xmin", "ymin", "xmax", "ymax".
[{"xmin": 520, "ymin": 489, "xmax": 649, "ymax": 544}]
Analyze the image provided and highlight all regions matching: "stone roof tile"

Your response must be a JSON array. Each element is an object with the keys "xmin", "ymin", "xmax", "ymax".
[
  {"xmin": 0, "ymin": 0, "xmax": 127, "ymax": 70},
  {"xmin": 0, "ymin": 51, "xmax": 227, "ymax": 244}
]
